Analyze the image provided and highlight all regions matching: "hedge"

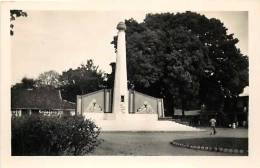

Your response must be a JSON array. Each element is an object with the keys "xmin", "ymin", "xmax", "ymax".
[{"xmin": 11, "ymin": 115, "xmax": 101, "ymax": 155}]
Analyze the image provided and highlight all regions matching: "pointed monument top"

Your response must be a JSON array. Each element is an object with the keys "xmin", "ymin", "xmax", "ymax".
[{"xmin": 117, "ymin": 21, "xmax": 126, "ymax": 31}]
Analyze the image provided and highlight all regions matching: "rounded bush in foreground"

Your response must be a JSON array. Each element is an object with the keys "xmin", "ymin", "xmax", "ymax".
[{"xmin": 11, "ymin": 115, "xmax": 101, "ymax": 156}]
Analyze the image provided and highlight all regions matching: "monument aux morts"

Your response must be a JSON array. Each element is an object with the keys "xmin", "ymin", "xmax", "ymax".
[{"xmin": 77, "ymin": 22, "xmax": 198, "ymax": 131}]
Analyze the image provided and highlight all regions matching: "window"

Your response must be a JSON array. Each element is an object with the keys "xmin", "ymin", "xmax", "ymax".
[{"xmin": 121, "ymin": 95, "xmax": 124, "ymax": 102}]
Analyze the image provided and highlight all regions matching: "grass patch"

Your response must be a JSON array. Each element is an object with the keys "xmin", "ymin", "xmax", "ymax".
[{"xmin": 174, "ymin": 137, "xmax": 248, "ymax": 150}]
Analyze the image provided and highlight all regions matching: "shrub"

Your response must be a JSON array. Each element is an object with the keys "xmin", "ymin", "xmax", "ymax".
[{"xmin": 11, "ymin": 115, "xmax": 101, "ymax": 155}]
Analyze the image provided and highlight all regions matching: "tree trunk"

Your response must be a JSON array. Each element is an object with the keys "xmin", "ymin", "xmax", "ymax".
[
  {"xmin": 181, "ymin": 97, "xmax": 186, "ymax": 116},
  {"xmin": 164, "ymin": 94, "xmax": 174, "ymax": 117},
  {"xmin": 217, "ymin": 96, "xmax": 225, "ymax": 127},
  {"xmin": 180, "ymin": 85, "xmax": 185, "ymax": 118},
  {"xmin": 233, "ymin": 97, "xmax": 238, "ymax": 124}
]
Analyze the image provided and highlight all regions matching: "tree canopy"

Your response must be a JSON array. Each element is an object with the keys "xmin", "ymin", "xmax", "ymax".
[
  {"xmin": 12, "ymin": 77, "xmax": 36, "ymax": 90},
  {"xmin": 36, "ymin": 70, "xmax": 61, "ymax": 88},
  {"xmin": 111, "ymin": 12, "xmax": 248, "ymax": 116},
  {"xmin": 10, "ymin": 10, "xmax": 27, "ymax": 36},
  {"xmin": 59, "ymin": 60, "xmax": 106, "ymax": 102},
  {"xmin": 12, "ymin": 60, "xmax": 105, "ymax": 103}
]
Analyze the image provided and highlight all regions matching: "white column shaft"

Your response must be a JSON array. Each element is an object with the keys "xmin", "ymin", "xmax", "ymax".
[{"xmin": 112, "ymin": 29, "xmax": 129, "ymax": 115}]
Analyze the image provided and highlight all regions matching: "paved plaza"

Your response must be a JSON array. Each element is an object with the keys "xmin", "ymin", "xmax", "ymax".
[{"xmin": 90, "ymin": 128, "xmax": 248, "ymax": 156}]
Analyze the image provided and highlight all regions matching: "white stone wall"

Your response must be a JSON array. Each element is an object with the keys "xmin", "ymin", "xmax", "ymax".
[
  {"xmin": 77, "ymin": 90, "xmax": 107, "ymax": 116},
  {"xmin": 77, "ymin": 89, "xmax": 164, "ymax": 119},
  {"xmin": 134, "ymin": 91, "xmax": 158, "ymax": 114}
]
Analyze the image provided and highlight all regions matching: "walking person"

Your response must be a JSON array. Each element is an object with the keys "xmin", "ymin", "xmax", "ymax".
[{"xmin": 209, "ymin": 117, "xmax": 217, "ymax": 135}]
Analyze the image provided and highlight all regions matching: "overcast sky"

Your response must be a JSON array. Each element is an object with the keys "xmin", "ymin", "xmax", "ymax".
[{"xmin": 11, "ymin": 11, "xmax": 248, "ymax": 84}]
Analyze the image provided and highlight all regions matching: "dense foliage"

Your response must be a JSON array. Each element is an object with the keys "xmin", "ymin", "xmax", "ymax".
[
  {"xmin": 36, "ymin": 70, "xmax": 61, "ymax": 88},
  {"xmin": 12, "ymin": 77, "xmax": 36, "ymax": 90},
  {"xmin": 111, "ymin": 12, "xmax": 248, "ymax": 116},
  {"xmin": 12, "ymin": 115, "xmax": 101, "ymax": 155},
  {"xmin": 59, "ymin": 59, "xmax": 106, "ymax": 102},
  {"xmin": 11, "ymin": 59, "xmax": 106, "ymax": 102},
  {"xmin": 10, "ymin": 10, "xmax": 27, "ymax": 36}
]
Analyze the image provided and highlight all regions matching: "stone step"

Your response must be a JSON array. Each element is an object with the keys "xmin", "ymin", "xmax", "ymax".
[{"xmin": 95, "ymin": 120, "xmax": 201, "ymax": 132}]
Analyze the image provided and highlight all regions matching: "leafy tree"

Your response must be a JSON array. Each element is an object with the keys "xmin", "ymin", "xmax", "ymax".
[
  {"xmin": 112, "ymin": 17, "xmax": 209, "ymax": 116},
  {"xmin": 60, "ymin": 59, "xmax": 106, "ymax": 102},
  {"xmin": 10, "ymin": 10, "xmax": 27, "ymax": 36},
  {"xmin": 36, "ymin": 70, "xmax": 61, "ymax": 88},
  {"xmin": 159, "ymin": 12, "xmax": 249, "ymax": 112},
  {"xmin": 12, "ymin": 77, "xmax": 36, "ymax": 90},
  {"xmin": 111, "ymin": 12, "xmax": 248, "ymax": 117},
  {"xmin": 11, "ymin": 60, "xmax": 106, "ymax": 103},
  {"xmin": 163, "ymin": 12, "xmax": 248, "ymax": 116},
  {"xmin": 106, "ymin": 62, "xmax": 116, "ymax": 89}
]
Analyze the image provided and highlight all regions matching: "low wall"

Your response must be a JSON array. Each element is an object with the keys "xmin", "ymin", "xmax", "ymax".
[{"xmin": 77, "ymin": 89, "xmax": 164, "ymax": 118}]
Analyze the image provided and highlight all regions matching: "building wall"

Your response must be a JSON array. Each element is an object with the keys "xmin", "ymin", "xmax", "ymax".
[{"xmin": 11, "ymin": 109, "xmax": 76, "ymax": 117}]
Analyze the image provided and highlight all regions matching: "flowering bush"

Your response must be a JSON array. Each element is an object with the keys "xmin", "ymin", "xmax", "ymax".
[{"xmin": 11, "ymin": 115, "xmax": 101, "ymax": 155}]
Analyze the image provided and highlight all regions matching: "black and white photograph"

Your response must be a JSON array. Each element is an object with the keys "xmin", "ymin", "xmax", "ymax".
[{"xmin": 1, "ymin": 1, "xmax": 259, "ymax": 168}]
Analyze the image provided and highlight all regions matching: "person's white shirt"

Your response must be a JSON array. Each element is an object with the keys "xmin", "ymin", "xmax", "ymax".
[{"xmin": 209, "ymin": 118, "xmax": 216, "ymax": 127}]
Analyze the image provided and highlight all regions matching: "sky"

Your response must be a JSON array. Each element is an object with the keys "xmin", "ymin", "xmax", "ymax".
[{"xmin": 11, "ymin": 11, "xmax": 248, "ymax": 84}]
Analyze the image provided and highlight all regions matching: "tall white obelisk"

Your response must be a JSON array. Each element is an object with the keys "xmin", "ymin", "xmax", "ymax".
[{"xmin": 112, "ymin": 21, "xmax": 129, "ymax": 116}]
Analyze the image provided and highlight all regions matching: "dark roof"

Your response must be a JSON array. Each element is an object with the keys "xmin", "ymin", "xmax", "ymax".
[{"xmin": 11, "ymin": 88, "xmax": 75, "ymax": 110}]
